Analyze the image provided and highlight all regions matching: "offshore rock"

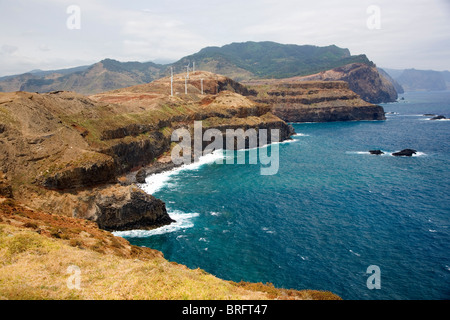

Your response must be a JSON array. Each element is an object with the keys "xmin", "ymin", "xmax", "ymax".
[{"xmin": 392, "ymin": 149, "xmax": 417, "ymax": 157}]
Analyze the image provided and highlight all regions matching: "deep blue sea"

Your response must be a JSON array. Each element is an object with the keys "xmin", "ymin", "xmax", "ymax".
[{"xmin": 115, "ymin": 91, "xmax": 450, "ymax": 300}]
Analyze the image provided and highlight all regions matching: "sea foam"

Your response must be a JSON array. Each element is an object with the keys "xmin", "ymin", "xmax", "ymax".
[
  {"xmin": 113, "ymin": 210, "xmax": 200, "ymax": 238},
  {"xmin": 141, "ymin": 150, "xmax": 225, "ymax": 195}
]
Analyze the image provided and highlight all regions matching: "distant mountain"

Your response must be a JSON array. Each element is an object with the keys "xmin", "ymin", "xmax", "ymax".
[
  {"xmin": 11, "ymin": 59, "xmax": 165, "ymax": 95},
  {"xmin": 441, "ymin": 70, "xmax": 450, "ymax": 83},
  {"xmin": 396, "ymin": 69, "xmax": 447, "ymax": 91},
  {"xmin": 171, "ymin": 41, "xmax": 374, "ymax": 81},
  {"xmin": 384, "ymin": 68, "xmax": 449, "ymax": 92},
  {"xmin": 0, "ymin": 42, "xmax": 375, "ymax": 95}
]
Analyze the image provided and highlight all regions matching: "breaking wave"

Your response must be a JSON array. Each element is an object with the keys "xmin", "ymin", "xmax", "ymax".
[{"xmin": 113, "ymin": 210, "xmax": 200, "ymax": 238}]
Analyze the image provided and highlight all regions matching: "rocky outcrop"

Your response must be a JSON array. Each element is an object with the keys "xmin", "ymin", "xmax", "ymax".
[
  {"xmin": 92, "ymin": 185, "xmax": 174, "ymax": 231},
  {"xmin": 39, "ymin": 152, "xmax": 116, "ymax": 190},
  {"xmin": 285, "ymin": 63, "xmax": 398, "ymax": 104},
  {"xmin": 246, "ymin": 80, "xmax": 386, "ymax": 122},
  {"xmin": 430, "ymin": 115, "xmax": 446, "ymax": 120},
  {"xmin": 392, "ymin": 149, "xmax": 417, "ymax": 157}
]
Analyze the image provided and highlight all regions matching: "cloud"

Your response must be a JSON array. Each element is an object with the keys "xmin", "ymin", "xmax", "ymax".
[
  {"xmin": 116, "ymin": 9, "xmax": 209, "ymax": 61},
  {"xmin": 0, "ymin": 0, "xmax": 449, "ymax": 75},
  {"xmin": 38, "ymin": 44, "xmax": 51, "ymax": 52},
  {"xmin": 1, "ymin": 44, "xmax": 18, "ymax": 55}
]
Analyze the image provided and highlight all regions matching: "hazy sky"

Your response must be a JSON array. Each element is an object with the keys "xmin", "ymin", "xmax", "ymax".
[{"xmin": 0, "ymin": 0, "xmax": 449, "ymax": 76}]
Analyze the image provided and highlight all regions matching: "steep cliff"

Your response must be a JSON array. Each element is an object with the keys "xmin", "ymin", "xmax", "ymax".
[
  {"xmin": 288, "ymin": 63, "xmax": 398, "ymax": 104},
  {"xmin": 245, "ymin": 80, "xmax": 386, "ymax": 122},
  {"xmin": 0, "ymin": 72, "xmax": 293, "ymax": 231}
]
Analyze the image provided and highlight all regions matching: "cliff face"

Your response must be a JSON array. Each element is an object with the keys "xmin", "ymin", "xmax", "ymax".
[
  {"xmin": 0, "ymin": 72, "xmax": 293, "ymax": 231},
  {"xmin": 288, "ymin": 63, "xmax": 398, "ymax": 104},
  {"xmin": 245, "ymin": 80, "xmax": 386, "ymax": 122}
]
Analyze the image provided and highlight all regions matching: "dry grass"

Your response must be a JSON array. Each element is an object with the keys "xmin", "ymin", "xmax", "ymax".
[
  {"xmin": 0, "ymin": 199, "xmax": 341, "ymax": 301},
  {"xmin": 0, "ymin": 222, "xmax": 267, "ymax": 300}
]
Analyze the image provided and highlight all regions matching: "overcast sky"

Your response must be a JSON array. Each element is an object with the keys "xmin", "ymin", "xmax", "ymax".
[{"xmin": 0, "ymin": 0, "xmax": 449, "ymax": 76}]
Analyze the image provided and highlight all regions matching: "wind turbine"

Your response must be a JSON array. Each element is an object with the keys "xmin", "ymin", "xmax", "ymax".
[{"xmin": 170, "ymin": 67, "xmax": 173, "ymax": 97}]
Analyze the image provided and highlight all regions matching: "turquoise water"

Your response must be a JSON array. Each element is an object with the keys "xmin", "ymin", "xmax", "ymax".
[{"xmin": 115, "ymin": 91, "xmax": 450, "ymax": 300}]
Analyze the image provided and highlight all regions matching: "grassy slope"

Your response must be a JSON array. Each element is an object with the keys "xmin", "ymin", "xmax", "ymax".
[{"xmin": 0, "ymin": 198, "xmax": 341, "ymax": 300}]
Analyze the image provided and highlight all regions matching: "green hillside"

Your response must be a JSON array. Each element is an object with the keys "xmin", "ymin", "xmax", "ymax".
[{"xmin": 171, "ymin": 41, "xmax": 373, "ymax": 80}]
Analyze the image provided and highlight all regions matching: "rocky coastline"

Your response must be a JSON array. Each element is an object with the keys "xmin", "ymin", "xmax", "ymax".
[
  {"xmin": 0, "ymin": 71, "xmax": 390, "ymax": 233},
  {"xmin": 0, "ymin": 72, "xmax": 294, "ymax": 232},
  {"xmin": 0, "ymin": 70, "xmax": 391, "ymax": 300}
]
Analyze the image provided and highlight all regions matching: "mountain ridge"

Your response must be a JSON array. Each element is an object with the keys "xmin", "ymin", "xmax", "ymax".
[{"xmin": 0, "ymin": 41, "xmax": 375, "ymax": 94}]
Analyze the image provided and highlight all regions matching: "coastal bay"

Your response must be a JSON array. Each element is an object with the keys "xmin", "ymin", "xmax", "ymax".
[{"xmin": 118, "ymin": 91, "xmax": 450, "ymax": 300}]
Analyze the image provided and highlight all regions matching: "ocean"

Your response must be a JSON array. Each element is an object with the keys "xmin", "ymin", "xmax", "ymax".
[{"xmin": 114, "ymin": 91, "xmax": 450, "ymax": 300}]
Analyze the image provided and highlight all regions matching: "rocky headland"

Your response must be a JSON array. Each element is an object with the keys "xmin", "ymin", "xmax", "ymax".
[
  {"xmin": 244, "ymin": 79, "xmax": 386, "ymax": 122},
  {"xmin": 284, "ymin": 63, "xmax": 398, "ymax": 104}
]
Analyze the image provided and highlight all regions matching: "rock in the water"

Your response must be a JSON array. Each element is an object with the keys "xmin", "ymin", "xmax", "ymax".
[
  {"xmin": 392, "ymin": 149, "xmax": 417, "ymax": 157},
  {"xmin": 93, "ymin": 185, "xmax": 175, "ymax": 231},
  {"xmin": 135, "ymin": 168, "xmax": 147, "ymax": 184},
  {"xmin": 430, "ymin": 115, "xmax": 446, "ymax": 120},
  {"xmin": 369, "ymin": 150, "xmax": 384, "ymax": 155}
]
